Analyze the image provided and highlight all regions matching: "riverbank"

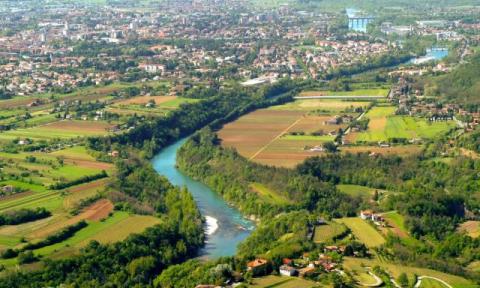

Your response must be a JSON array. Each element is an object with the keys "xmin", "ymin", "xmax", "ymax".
[{"xmin": 151, "ymin": 137, "xmax": 254, "ymax": 259}]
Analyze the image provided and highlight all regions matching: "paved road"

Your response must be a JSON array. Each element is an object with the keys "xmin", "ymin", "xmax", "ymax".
[
  {"xmin": 363, "ymin": 271, "xmax": 383, "ymax": 287},
  {"xmin": 414, "ymin": 276, "xmax": 452, "ymax": 288}
]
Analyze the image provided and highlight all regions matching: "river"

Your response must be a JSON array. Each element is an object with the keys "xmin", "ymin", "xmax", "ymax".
[
  {"xmin": 409, "ymin": 48, "xmax": 449, "ymax": 64},
  {"xmin": 151, "ymin": 138, "xmax": 255, "ymax": 259}
]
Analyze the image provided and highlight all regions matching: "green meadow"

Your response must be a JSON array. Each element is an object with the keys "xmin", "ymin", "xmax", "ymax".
[
  {"xmin": 335, "ymin": 217, "xmax": 386, "ymax": 248},
  {"xmin": 249, "ymin": 183, "xmax": 292, "ymax": 205}
]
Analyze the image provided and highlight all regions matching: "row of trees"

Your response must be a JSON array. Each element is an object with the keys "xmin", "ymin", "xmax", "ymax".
[
  {"xmin": 87, "ymin": 79, "xmax": 299, "ymax": 158},
  {"xmin": 0, "ymin": 208, "xmax": 51, "ymax": 226},
  {"xmin": 0, "ymin": 81, "xmax": 302, "ymax": 287},
  {"xmin": 0, "ymin": 157, "xmax": 204, "ymax": 287},
  {"xmin": 298, "ymin": 150, "xmax": 480, "ymax": 279},
  {"xmin": 177, "ymin": 128, "xmax": 358, "ymax": 219}
]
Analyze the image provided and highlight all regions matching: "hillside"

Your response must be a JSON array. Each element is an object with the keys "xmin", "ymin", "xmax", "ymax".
[{"xmin": 425, "ymin": 53, "xmax": 480, "ymax": 104}]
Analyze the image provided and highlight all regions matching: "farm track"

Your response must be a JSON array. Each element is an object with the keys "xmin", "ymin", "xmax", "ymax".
[
  {"xmin": 357, "ymin": 271, "xmax": 383, "ymax": 287},
  {"xmin": 414, "ymin": 276, "xmax": 452, "ymax": 288},
  {"xmin": 0, "ymin": 191, "xmax": 34, "ymax": 202}
]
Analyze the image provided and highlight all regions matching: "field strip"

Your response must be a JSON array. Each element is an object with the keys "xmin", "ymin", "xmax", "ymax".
[
  {"xmin": 0, "ymin": 192, "xmax": 61, "ymax": 211},
  {"xmin": 249, "ymin": 117, "xmax": 303, "ymax": 160},
  {"xmin": 295, "ymin": 95, "xmax": 385, "ymax": 99}
]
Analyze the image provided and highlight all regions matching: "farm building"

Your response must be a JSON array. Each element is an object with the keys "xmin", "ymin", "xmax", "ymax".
[
  {"xmin": 325, "ymin": 116, "xmax": 340, "ymax": 125},
  {"xmin": 360, "ymin": 210, "xmax": 385, "ymax": 225},
  {"xmin": 247, "ymin": 258, "xmax": 268, "ymax": 276},
  {"xmin": 1, "ymin": 185, "xmax": 14, "ymax": 193},
  {"xmin": 298, "ymin": 265, "xmax": 316, "ymax": 277},
  {"xmin": 360, "ymin": 210, "xmax": 374, "ymax": 220},
  {"xmin": 279, "ymin": 265, "xmax": 297, "ymax": 276}
]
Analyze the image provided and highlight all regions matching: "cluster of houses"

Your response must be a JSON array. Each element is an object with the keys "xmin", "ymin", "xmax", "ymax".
[
  {"xmin": 247, "ymin": 250, "xmax": 342, "ymax": 280},
  {"xmin": 303, "ymin": 40, "xmax": 391, "ymax": 76},
  {"xmin": 360, "ymin": 210, "xmax": 386, "ymax": 227},
  {"xmin": 381, "ymin": 19, "xmax": 468, "ymax": 42},
  {"xmin": 0, "ymin": 0, "xmax": 411, "ymax": 95},
  {"xmin": 325, "ymin": 115, "xmax": 354, "ymax": 125},
  {"xmin": 390, "ymin": 77, "xmax": 480, "ymax": 132},
  {"xmin": 278, "ymin": 252, "xmax": 340, "ymax": 277}
]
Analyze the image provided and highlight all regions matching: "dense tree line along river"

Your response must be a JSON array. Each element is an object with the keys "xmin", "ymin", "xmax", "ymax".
[{"xmin": 152, "ymin": 138, "xmax": 255, "ymax": 258}]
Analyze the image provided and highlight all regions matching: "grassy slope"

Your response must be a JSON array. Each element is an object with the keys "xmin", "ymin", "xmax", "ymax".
[
  {"xmin": 249, "ymin": 183, "xmax": 291, "ymax": 205},
  {"xmin": 313, "ymin": 222, "xmax": 347, "ymax": 243},
  {"xmin": 335, "ymin": 217, "xmax": 386, "ymax": 248}
]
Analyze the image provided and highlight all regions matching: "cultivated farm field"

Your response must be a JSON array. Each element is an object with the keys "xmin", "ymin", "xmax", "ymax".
[
  {"xmin": 218, "ymin": 99, "xmax": 366, "ymax": 167},
  {"xmin": 0, "ymin": 120, "xmax": 116, "ymax": 141},
  {"xmin": 458, "ymin": 221, "xmax": 480, "ymax": 238},
  {"xmin": 346, "ymin": 106, "xmax": 457, "ymax": 143},
  {"xmin": 299, "ymin": 88, "xmax": 389, "ymax": 97},
  {"xmin": 0, "ymin": 142, "xmax": 161, "ymax": 269},
  {"xmin": 108, "ymin": 96, "xmax": 198, "ymax": 116}
]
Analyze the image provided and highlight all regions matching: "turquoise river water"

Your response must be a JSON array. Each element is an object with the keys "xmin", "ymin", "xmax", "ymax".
[{"xmin": 151, "ymin": 138, "xmax": 255, "ymax": 259}]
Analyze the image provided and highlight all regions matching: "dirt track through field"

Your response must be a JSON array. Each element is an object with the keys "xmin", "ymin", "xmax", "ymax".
[
  {"xmin": 249, "ymin": 117, "xmax": 303, "ymax": 160},
  {"xmin": 67, "ymin": 178, "xmax": 109, "ymax": 194},
  {"xmin": 30, "ymin": 199, "xmax": 113, "ymax": 239}
]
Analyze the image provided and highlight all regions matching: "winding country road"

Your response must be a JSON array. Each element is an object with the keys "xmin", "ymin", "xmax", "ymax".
[{"xmin": 414, "ymin": 276, "xmax": 452, "ymax": 288}]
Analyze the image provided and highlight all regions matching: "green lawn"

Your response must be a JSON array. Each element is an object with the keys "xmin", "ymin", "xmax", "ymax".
[
  {"xmin": 249, "ymin": 183, "xmax": 292, "ymax": 205},
  {"xmin": 0, "ymin": 190, "xmax": 61, "ymax": 212},
  {"xmin": 383, "ymin": 211, "xmax": 407, "ymax": 233},
  {"xmin": 157, "ymin": 97, "xmax": 199, "ymax": 109},
  {"xmin": 0, "ymin": 213, "xmax": 131, "ymax": 267},
  {"xmin": 24, "ymin": 113, "xmax": 58, "ymax": 126},
  {"xmin": 250, "ymin": 275, "xmax": 317, "ymax": 288},
  {"xmin": 33, "ymin": 212, "xmax": 160, "ymax": 258},
  {"xmin": 0, "ymin": 151, "xmax": 56, "ymax": 163},
  {"xmin": 108, "ymin": 98, "xmax": 197, "ymax": 116},
  {"xmin": 46, "ymin": 165, "xmax": 101, "ymax": 181},
  {"xmin": 0, "ymin": 126, "xmax": 106, "ymax": 140},
  {"xmin": 325, "ymin": 88, "xmax": 389, "ymax": 97},
  {"xmin": 335, "ymin": 217, "xmax": 386, "ymax": 248},
  {"xmin": 365, "ymin": 106, "xmax": 396, "ymax": 118},
  {"xmin": 0, "ymin": 180, "xmax": 46, "ymax": 193},
  {"xmin": 313, "ymin": 222, "xmax": 348, "ymax": 243},
  {"xmin": 420, "ymin": 278, "xmax": 450, "ymax": 288},
  {"xmin": 356, "ymin": 109, "xmax": 456, "ymax": 142},
  {"xmin": 0, "ymin": 235, "xmax": 22, "ymax": 247},
  {"xmin": 50, "ymin": 146, "xmax": 95, "ymax": 161},
  {"xmin": 336, "ymin": 184, "xmax": 376, "ymax": 199}
]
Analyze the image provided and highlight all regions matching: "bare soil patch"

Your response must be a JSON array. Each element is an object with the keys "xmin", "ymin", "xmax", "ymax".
[
  {"xmin": 30, "ymin": 199, "xmax": 113, "ymax": 239},
  {"xmin": 44, "ymin": 120, "xmax": 115, "ymax": 133}
]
